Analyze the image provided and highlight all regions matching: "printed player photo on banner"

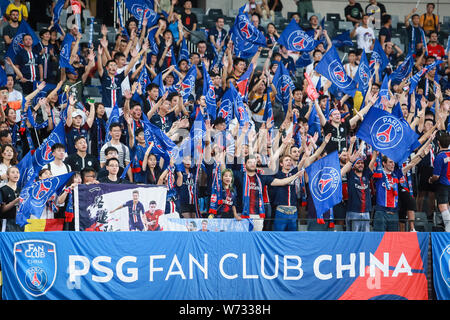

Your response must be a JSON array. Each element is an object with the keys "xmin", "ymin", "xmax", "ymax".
[{"xmin": 75, "ymin": 184, "xmax": 167, "ymax": 232}]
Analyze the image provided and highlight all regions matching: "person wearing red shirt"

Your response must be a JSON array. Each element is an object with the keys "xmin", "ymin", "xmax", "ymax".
[{"xmin": 427, "ymin": 31, "xmax": 446, "ymax": 59}]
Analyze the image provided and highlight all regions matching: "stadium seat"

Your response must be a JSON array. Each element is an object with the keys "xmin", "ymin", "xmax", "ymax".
[
  {"xmin": 391, "ymin": 15, "xmax": 399, "ymax": 29},
  {"xmin": 443, "ymin": 16, "xmax": 450, "ymax": 25},
  {"xmin": 207, "ymin": 9, "xmax": 223, "ymax": 18},
  {"xmin": 326, "ymin": 13, "xmax": 341, "ymax": 22},
  {"xmin": 414, "ymin": 212, "xmax": 432, "ymax": 232},
  {"xmin": 338, "ymin": 21, "xmax": 353, "ymax": 31}
]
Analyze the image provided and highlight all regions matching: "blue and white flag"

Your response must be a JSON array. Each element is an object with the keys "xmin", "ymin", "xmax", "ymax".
[
  {"xmin": 202, "ymin": 64, "xmax": 216, "ymax": 120},
  {"xmin": 331, "ymin": 31, "xmax": 354, "ymax": 48},
  {"xmin": 32, "ymin": 121, "xmax": 66, "ymax": 170},
  {"xmin": 230, "ymin": 83, "xmax": 249, "ymax": 127},
  {"xmin": 305, "ymin": 151, "xmax": 342, "ymax": 224},
  {"xmin": 0, "ymin": 65, "xmax": 7, "ymax": 87},
  {"xmin": 354, "ymin": 49, "xmax": 370, "ymax": 98},
  {"xmin": 52, "ymin": 0, "xmax": 66, "ymax": 25},
  {"xmin": 376, "ymin": 74, "xmax": 390, "ymax": 109},
  {"xmin": 356, "ymin": 106, "xmax": 420, "ymax": 164},
  {"xmin": 390, "ymin": 52, "xmax": 413, "ymax": 84},
  {"xmin": 178, "ymin": 37, "xmax": 190, "ymax": 63},
  {"xmin": 105, "ymin": 103, "xmax": 120, "ymax": 142},
  {"xmin": 179, "ymin": 64, "xmax": 197, "ymax": 103},
  {"xmin": 369, "ymin": 39, "xmax": 389, "ymax": 76},
  {"xmin": 123, "ymin": 0, "xmax": 159, "ymax": 28},
  {"xmin": 16, "ymin": 172, "xmax": 75, "ymax": 227},
  {"xmin": 59, "ymin": 33, "xmax": 76, "ymax": 73},
  {"xmin": 273, "ymin": 62, "xmax": 295, "ymax": 112},
  {"xmin": 232, "ymin": 5, "xmax": 267, "ymax": 47},
  {"xmin": 315, "ymin": 46, "xmax": 357, "ymax": 97},
  {"xmin": 277, "ymin": 19, "xmax": 318, "ymax": 52},
  {"xmin": 231, "ymin": 26, "xmax": 260, "ymax": 59},
  {"xmin": 217, "ymin": 86, "xmax": 234, "ymax": 127},
  {"xmin": 5, "ymin": 20, "xmax": 41, "ymax": 64},
  {"xmin": 151, "ymin": 72, "xmax": 166, "ymax": 98},
  {"xmin": 295, "ymin": 52, "xmax": 312, "ymax": 68}
]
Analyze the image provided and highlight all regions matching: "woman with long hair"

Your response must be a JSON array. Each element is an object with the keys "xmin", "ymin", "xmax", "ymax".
[{"xmin": 0, "ymin": 144, "xmax": 18, "ymax": 187}]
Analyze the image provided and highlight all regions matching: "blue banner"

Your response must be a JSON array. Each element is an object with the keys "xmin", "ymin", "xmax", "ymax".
[
  {"xmin": 277, "ymin": 19, "xmax": 318, "ymax": 52},
  {"xmin": 431, "ymin": 233, "xmax": 450, "ymax": 300},
  {"xmin": 0, "ymin": 232, "xmax": 429, "ymax": 300},
  {"xmin": 356, "ymin": 106, "xmax": 420, "ymax": 164}
]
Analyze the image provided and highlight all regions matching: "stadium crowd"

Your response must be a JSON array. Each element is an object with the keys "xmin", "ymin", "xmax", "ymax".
[{"xmin": 0, "ymin": 0, "xmax": 448, "ymax": 233}]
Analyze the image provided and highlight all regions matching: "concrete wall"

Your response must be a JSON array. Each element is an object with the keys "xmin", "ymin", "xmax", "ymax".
[{"xmin": 203, "ymin": 0, "xmax": 450, "ymax": 22}]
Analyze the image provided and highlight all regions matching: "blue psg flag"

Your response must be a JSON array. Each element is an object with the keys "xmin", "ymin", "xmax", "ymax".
[
  {"xmin": 5, "ymin": 20, "xmax": 41, "ymax": 64},
  {"xmin": 236, "ymin": 63, "xmax": 254, "ymax": 102},
  {"xmin": 202, "ymin": 64, "xmax": 217, "ymax": 121},
  {"xmin": 178, "ymin": 37, "xmax": 190, "ymax": 63},
  {"xmin": 373, "ymin": 74, "xmax": 390, "ymax": 109},
  {"xmin": 16, "ymin": 172, "xmax": 75, "ymax": 227},
  {"xmin": 308, "ymin": 102, "xmax": 322, "ymax": 137},
  {"xmin": 273, "ymin": 62, "xmax": 295, "ymax": 112},
  {"xmin": 0, "ymin": 0, "xmax": 9, "ymax": 17},
  {"xmin": 217, "ymin": 86, "xmax": 234, "ymax": 128},
  {"xmin": 296, "ymin": 51, "xmax": 312, "ymax": 68},
  {"xmin": 105, "ymin": 102, "xmax": 120, "ymax": 142},
  {"xmin": 179, "ymin": 64, "xmax": 197, "ymax": 103},
  {"xmin": 32, "ymin": 121, "xmax": 66, "ymax": 169},
  {"xmin": 369, "ymin": 39, "xmax": 389, "ymax": 76},
  {"xmin": 52, "ymin": 0, "xmax": 66, "ymax": 25},
  {"xmin": 151, "ymin": 72, "xmax": 166, "ymax": 98},
  {"xmin": 356, "ymin": 106, "xmax": 419, "ymax": 164},
  {"xmin": 123, "ymin": 0, "xmax": 159, "ymax": 28},
  {"xmin": 315, "ymin": 46, "xmax": 357, "ymax": 97},
  {"xmin": 16, "ymin": 151, "xmax": 35, "ymax": 189},
  {"xmin": 231, "ymin": 26, "xmax": 260, "ymax": 59},
  {"xmin": 59, "ymin": 33, "xmax": 76, "ymax": 73},
  {"xmin": 232, "ymin": 5, "xmax": 267, "ymax": 47},
  {"xmin": 390, "ymin": 52, "xmax": 413, "ymax": 84},
  {"xmin": 354, "ymin": 49, "xmax": 371, "ymax": 97},
  {"xmin": 230, "ymin": 84, "xmax": 250, "ymax": 127},
  {"xmin": 331, "ymin": 31, "xmax": 354, "ymax": 48},
  {"xmin": 305, "ymin": 151, "xmax": 342, "ymax": 224},
  {"xmin": 277, "ymin": 19, "xmax": 318, "ymax": 52},
  {"xmin": 262, "ymin": 87, "xmax": 274, "ymax": 125}
]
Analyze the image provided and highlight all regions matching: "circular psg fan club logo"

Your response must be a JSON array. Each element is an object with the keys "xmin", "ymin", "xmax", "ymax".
[
  {"xmin": 237, "ymin": 16, "xmax": 253, "ymax": 39},
  {"xmin": 439, "ymin": 244, "xmax": 450, "ymax": 288},
  {"xmin": 327, "ymin": 60, "xmax": 351, "ymax": 89},
  {"xmin": 287, "ymin": 30, "xmax": 313, "ymax": 51},
  {"xmin": 310, "ymin": 167, "xmax": 340, "ymax": 201},
  {"xmin": 370, "ymin": 115, "xmax": 403, "ymax": 150}
]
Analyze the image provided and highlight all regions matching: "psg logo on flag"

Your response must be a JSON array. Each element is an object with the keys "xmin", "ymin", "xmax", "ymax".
[
  {"xmin": 14, "ymin": 240, "xmax": 57, "ymax": 297},
  {"xmin": 287, "ymin": 30, "xmax": 313, "ymax": 51},
  {"xmin": 369, "ymin": 52, "xmax": 380, "ymax": 67},
  {"xmin": 310, "ymin": 167, "xmax": 340, "ymax": 201},
  {"xmin": 131, "ymin": 4, "xmax": 155, "ymax": 20},
  {"xmin": 237, "ymin": 16, "xmax": 253, "ymax": 39},
  {"xmin": 358, "ymin": 65, "xmax": 370, "ymax": 87},
  {"xmin": 12, "ymin": 33, "xmax": 26, "ymax": 54},
  {"xmin": 328, "ymin": 60, "xmax": 351, "ymax": 88},
  {"xmin": 370, "ymin": 115, "xmax": 404, "ymax": 150}
]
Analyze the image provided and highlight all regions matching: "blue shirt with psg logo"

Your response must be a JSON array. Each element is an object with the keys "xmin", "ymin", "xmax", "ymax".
[
  {"xmin": 100, "ymin": 71, "xmax": 126, "ymax": 109},
  {"xmin": 346, "ymin": 168, "xmax": 373, "ymax": 213},
  {"xmin": 269, "ymin": 168, "xmax": 299, "ymax": 207},
  {"xmin": 15, "ymin": 48, "xmax": 40, "ymax": 82}
]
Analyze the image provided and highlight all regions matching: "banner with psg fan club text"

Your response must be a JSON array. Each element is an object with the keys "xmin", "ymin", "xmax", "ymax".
[{"xmin": 0, "ymin": 232, "xmax": 428, "ymax": 300}]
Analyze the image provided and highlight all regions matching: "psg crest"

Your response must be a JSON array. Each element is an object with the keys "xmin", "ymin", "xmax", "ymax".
[
  {"xmin": 287, "ymin": 30, "xmax": 313, "ymax": 51},
  {"xmin": 370, "ymin": 115, "xmax": 403, "ymax": 150},
  {"xmin": 310, "ymin": 167, "xmax": 340, "ymax": 202},
  {"xmin": 14, "ymin": 240, "xmax": 57, "ymax": 297},
  {"xmin": 327, "ymin": 60, "xmax": 351, "ymax": 89}
]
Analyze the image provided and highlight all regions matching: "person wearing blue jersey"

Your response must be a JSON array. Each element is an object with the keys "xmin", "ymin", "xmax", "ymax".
[
  {"xmin": 341, "ymin": 149, "xmax": 377, "ymax": 231},
  {"xmin": 14, "ymin": 34, "xmax": 40, "ymax": 95},
  {"xmin": 429, "ymin": 132, "xmax": 450, "ymax": 232},
  {"xmin": 97, "ymin": 41, "xmax": 148, "ymax": 111},
  {"xmin": 177, "ymin": 155, "xmax": 197, "ymax": 218}
]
